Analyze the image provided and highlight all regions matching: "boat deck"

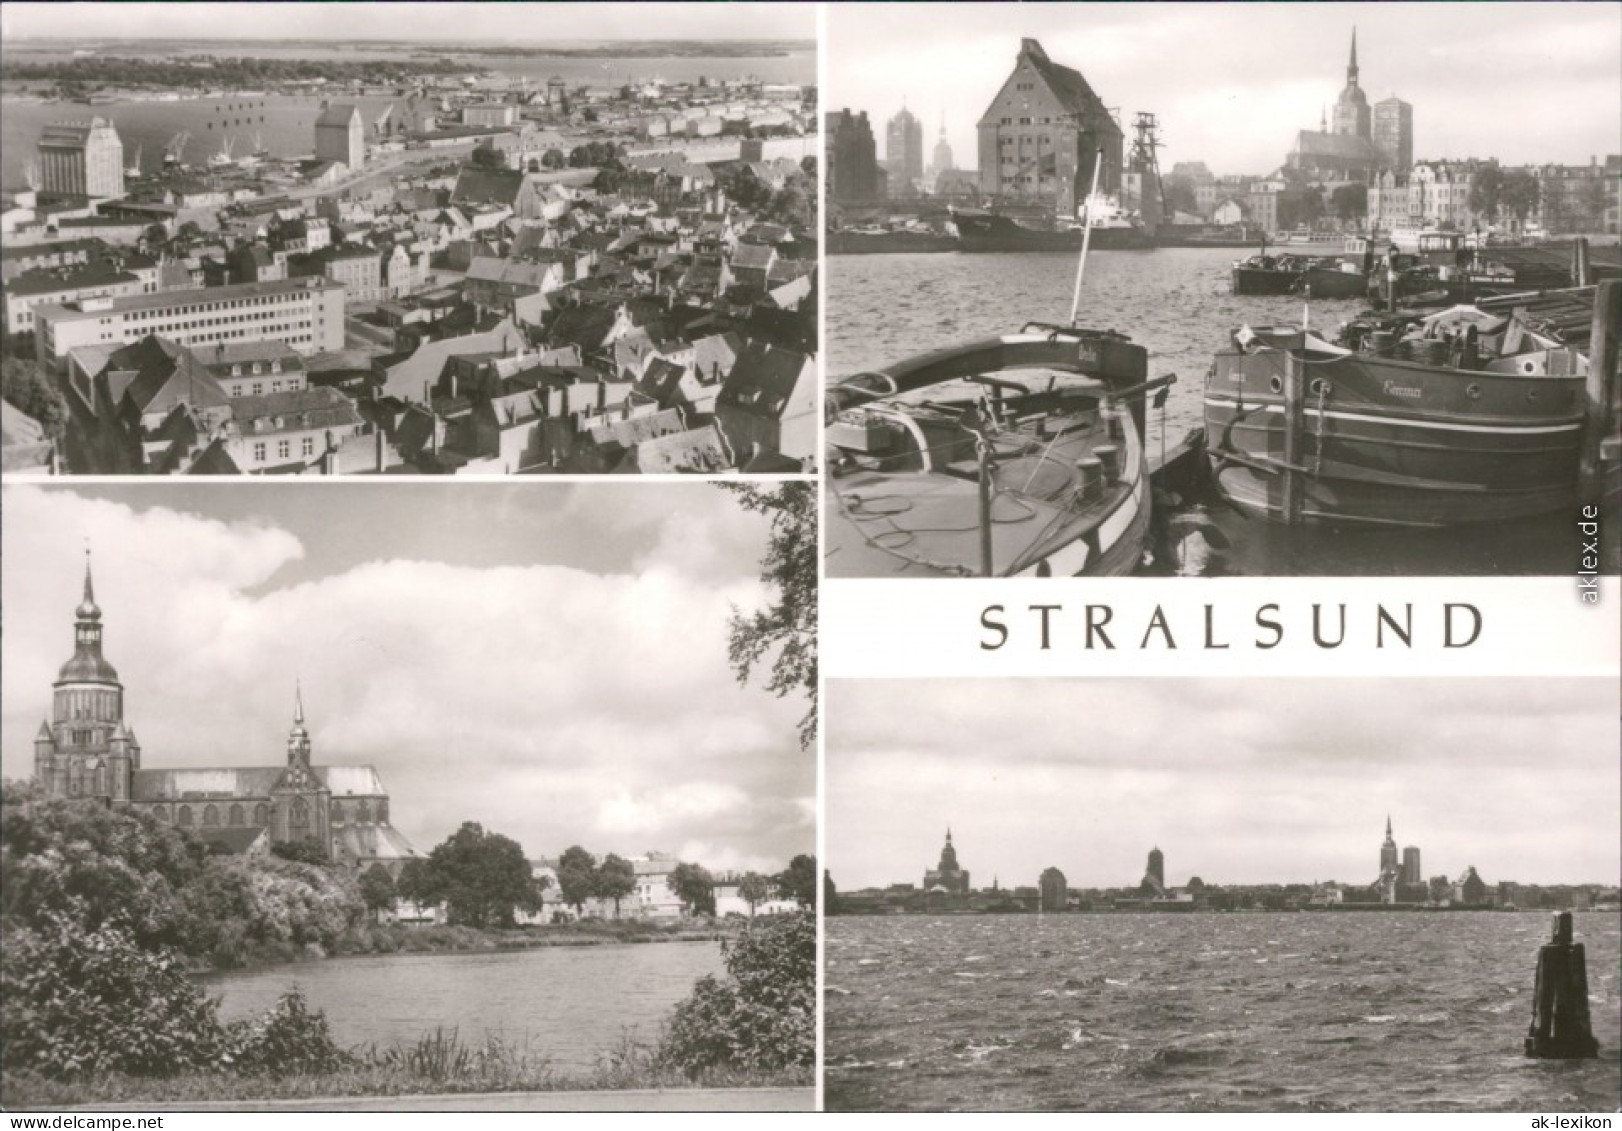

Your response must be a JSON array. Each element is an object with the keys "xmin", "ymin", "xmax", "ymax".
[{"xmin": 826, "ymin": 401, "xmax": 1143, "ymax": 576}]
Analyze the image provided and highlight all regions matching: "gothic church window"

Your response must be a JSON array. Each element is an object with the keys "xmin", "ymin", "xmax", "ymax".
[
  {"xmin": 229, "ymin": 804, "xmax": 245, "ymax": 827},
  {"xmin": 253, "ymin": 802, "xmax": 269, "ymax": 825},
  {"xmin": 177, "ymin": 805, "xmax": 193, "ymax": 828},
  {"xmin": 203, "ymin": 804, "xmax": 219, "ymax": 827}
]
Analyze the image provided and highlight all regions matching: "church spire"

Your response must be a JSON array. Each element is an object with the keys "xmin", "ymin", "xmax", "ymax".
[
  {"xmin": 1385, "ymin": 814, "xmax": 1392, "ymax": 837},
  {"xmin": 77, "ymin": 546, "xmax": 101, "ymax": 623},
  {"xmin": 287, "ymin": 681, "xmax": 311, "ymax": 764},
  {"xmin": 1348, "ymin": 27, "xmax": 1359, "ymax": 84}
]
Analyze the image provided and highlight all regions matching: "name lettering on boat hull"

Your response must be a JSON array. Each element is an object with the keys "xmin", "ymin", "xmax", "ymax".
[{"xmin": 1382, "ymin": 381, "xmax": 1424, "ymax": 400}]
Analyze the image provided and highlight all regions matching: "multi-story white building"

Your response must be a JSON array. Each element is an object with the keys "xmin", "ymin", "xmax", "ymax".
[{"xmin": 32, "ymin": 277, "xmax": 345, "ymax": 369}]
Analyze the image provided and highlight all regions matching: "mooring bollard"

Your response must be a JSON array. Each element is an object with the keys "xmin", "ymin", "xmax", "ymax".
[{"xmin": 1524, "ymin": 910, "xmax": 1600, "ymax": 1059}]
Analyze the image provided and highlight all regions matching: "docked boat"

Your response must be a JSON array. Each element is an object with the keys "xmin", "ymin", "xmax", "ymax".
[
  {"xmin": 954, "ymin": 196, "xmax": 1156, "ymax": 253},
  {"xmin": 1301, "ymin": 238, "xmax": 1375, "ymax": 299},
  {"xmin": 1230, "ymin": 252, "xmax": 1323, "ymax": 296},
  {"xmin": 825, "ymin": 326, "xmax": 1171, "ymax": 576},
  {"xmin": 1203, "ymin": 299, "xmax": 1596, "ymax": 527},
  {"xmin": 827, "ymin": 225, "xmax": 959, "ymax": 255}
]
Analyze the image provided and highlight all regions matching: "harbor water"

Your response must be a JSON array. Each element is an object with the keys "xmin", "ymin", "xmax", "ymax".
[
  {"xmin": 0, "ymin": 46, "xmax": 813, "ymax": 184},
  {"xmin": 200, "ymin": 941, "xmax": 723, "ymax": 1073},
  {"xmin": 824, "ymin": 912, "xmax": 1622, "ymax": 1112},
  {"xmin": 828, "ymin": 249, "xmax": 1616, "ymax": 575}
]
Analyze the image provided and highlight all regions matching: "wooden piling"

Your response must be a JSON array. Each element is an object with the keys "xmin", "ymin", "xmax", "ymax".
[
  {"xmin": 1280, "ymin": 345, "xmax": 1305, "ymax": 525},
  {"xmin": 977, "ymin": 436, "xmax": 995, "ymax": 577},
  {"xmin": 1525, "ymin": 911, "xmax": 1599, "ymax": 1059},
  {"xmin": 1573, "ymin": 237, "xmax": 1591, "ymax": 288},
  {"xmin": 1580, "ymin": 280, "xmax": 1621, "ymax": 501}
]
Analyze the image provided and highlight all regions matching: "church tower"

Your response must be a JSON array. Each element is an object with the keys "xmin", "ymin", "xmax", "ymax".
[
  {"xmin": 923, "ymin": 827, "xmax": 971, "ymax": 894},
  {"xmin": 1331, "ymin": 28, "xmax": 1372, "ymax": 139},
  {"xmin": 269, "ymin": 684, "xmax": 332, "ymax": 853},
  {"xmin": 1379, "ymin": 815, "xmax": 1399, "ymax": 874},
  {"xmin": 37, "ymin": 551, "xmax": 138, "ymax": 806}
]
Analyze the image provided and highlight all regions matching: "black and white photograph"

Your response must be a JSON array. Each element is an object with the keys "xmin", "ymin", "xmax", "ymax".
[
  {"xmin": 0, "ymin": 480, "xmax": 816, "ymax": 1110},
  {"xmin": 0, "ymin": 2, "xmax": 818, "ymax": 476},
  {"xmin": 822, "ymin": 677, "xmax": 1622, "ymax": 1112},
  {"xmin": 823, "ymin": 2, "xmax": 1621, "ymax": 576}
]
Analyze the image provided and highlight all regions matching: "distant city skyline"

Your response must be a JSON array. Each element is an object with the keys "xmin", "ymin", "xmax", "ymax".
[
  {"xmin": 1, "ymin": 484, "xmax": 814, "ymax": 875},
  {"xmin": 0, "ymin": 3, "xmax": 813, "ymax": 44},
  {"xmin": 831, "ymin": 3, "xmax": 1621, "ymax": 177},
  {"xmin": 826, "ymin": 678, "xmax": 1620, "ymax": 891}
]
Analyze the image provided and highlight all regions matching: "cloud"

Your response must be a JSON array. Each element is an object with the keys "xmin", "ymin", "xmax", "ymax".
[
  {"xmin": 3, "ymin": 486, "xmax": 812, "ymax": 873},
  {"xmin": 827, "ymin": 678, "xmax": 1620, "ymax": 890}
]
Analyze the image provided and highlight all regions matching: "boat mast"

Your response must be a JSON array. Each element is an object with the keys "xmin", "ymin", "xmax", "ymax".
[{"xmin": 1068, "ymin": 146, "xmax": 1106, "ymax": 327}]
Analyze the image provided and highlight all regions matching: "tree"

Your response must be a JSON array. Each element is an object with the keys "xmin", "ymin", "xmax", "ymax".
[
  {"xmin": 799, "ymin": 155, "xmax": 817, "ymax": 177},
  {"xmin": 469, "ymin": 144, "xmax": 507, "ymax": 171},
  {"xmin": 737, "ymin": 872, "xmax": 771, "ymax": 918},
  {"xmin": 722, "ymin": 167, "xmax": 772, "ymax": 212},
  {"xmin": 1500, "ymin": 170, "xmax": 1541, "ymax": 223},
  {"xmin": 177, "ymin": 220, "xmax": 202, "ymax": 241},
  {"xmin": 1330, "ymin": 182, "xmax": 1367, "ymax": 224},
  {"xmin": 556, "ymin": 845, "xmax": 598, "ymax": 917},
  {"xmin": 659, "ymin": 910, "xmax": 813, "ymax": 1071},
  {"xmin": 541, "ymin": 147, "xmax": 567, "ymax": 170},
  {"xmin": 142, "ymin": 222, "xmax": 169, "ymax": 246},
  {"xmin": 1276, "ymin": 185, "xmax": 1326, "ymax": 231},
  {"xmin": 1574, "ymin": 177, "xmax": 1609, "ymax": 232},
  {"xmin": 596, "ymin": 853, "xmax": 637, "ymax": 918},
  {"xmin": 358, "ymin": 863, "xmax": 396, "ymax": 914},
  {"xmin": 1469, "ymin": 163, "xmax": 1505, "ymax": 222},
  {"xmin": 667, "ymin": 861, "xmax": 716, "ymax": 917},
  {"xmin": 772, "ymin": 854, "xmax": 817, "ymax": 908},
  {"xmin": 422, "ymin": 822, "xmax": 541, "ymax": 928},
  {"xmin": 394, "ymin": 856, "xmax": 436, "ymax": 906},
  {"xmin": 269, "ymin": 836, "xmax": 329, "ymax": 866},
  {"xmin": 1163, "ymin": 175, "xmax": 1199, "ymax": 217},
  {"xmin": 1, "ymin": 357, "xmax": 68, "ymax": 443},
  {"xmin": 768, "ymin": 183, "xmax": 809, "ymax": 224},
  {"xmin": 823, "ymin": 870, "xmax": 839, "ymax": 916},
  {"xmin": 717, "ymin": 483, "xmax": 817, "ymax": 750}
]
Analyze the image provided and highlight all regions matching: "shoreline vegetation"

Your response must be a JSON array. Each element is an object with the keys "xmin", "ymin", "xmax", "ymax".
[
  {"xmin": 5, "ymin": 1025, "xmax": 811, "ymax": 1109},
  {"xmin": 183, "ymin": 918, "xmax": 733, "ymax": 976}
]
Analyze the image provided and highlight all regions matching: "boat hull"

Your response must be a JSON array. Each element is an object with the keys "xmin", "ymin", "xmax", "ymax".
[
  {"xmin": 1203, "ymin": 349, "xmax": 1585, "ymax": 527},
  {"xmin": 1231, "ymin": 267, "xmax": 1300, "ymax": 296},
  {"xmin": 827, "ymin": 230, "xmax": 959, "ymax": 255},
  {"xmin": 955, "ymin": 214, "xmax": 1156, "ymax": 253},
  {"xmin": 1301, "ymin": 265, "xmax": 1369, "ymax": 299}
]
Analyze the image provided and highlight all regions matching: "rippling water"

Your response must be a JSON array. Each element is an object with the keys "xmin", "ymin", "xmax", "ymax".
[
  {"xmin": 828, "ymin": 251, "xmax": 1614, "ymax": 575},
  {"xmin": 825, "ymin": 913, "xmax": 1622, "ymax": 1112},
  {"xmin": 201, "ymin": 942, "xmax": 722, "ymax": 1073}
]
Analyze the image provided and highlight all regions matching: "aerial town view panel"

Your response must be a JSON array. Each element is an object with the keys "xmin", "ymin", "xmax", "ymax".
[
  {"xmin": 0, "ymin": 3, "xmax": 818, "ymax": 476},
  {"xmin": 823, "ymin": 3, "xmax": 1621, "ymax": 577}
]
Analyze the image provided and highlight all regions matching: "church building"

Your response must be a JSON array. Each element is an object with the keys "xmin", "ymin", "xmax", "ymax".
[
  {"xmin": 33, "ymin": 552, "xmax": 415, "ymax": 873},
  {"xmin": 1287, "ymin": 30, "xmax": 1389, "ymax": 183},
  {"xmin": 923, "ymin": 828, "xmax": 971, "ymax": 895}
]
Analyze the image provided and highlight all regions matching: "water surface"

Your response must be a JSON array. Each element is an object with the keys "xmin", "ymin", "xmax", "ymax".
[
  {"xmin": 202, "ymin": 941, "xmax": 723, "ymax": 1072},
  {"xmin": 825, "ymin": 912, "xmax": 1622, "ymax": 1112}
]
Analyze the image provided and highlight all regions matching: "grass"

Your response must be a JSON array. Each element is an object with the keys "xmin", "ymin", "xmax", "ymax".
[{"xmin": 1, "ymin": 1028, "xmax": 812, "ymax": 1108}]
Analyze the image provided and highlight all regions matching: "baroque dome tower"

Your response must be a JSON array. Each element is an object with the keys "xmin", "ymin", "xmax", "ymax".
[{"xmin": 36, "ymin": 550, "xmax": 140, "ymax": 804}]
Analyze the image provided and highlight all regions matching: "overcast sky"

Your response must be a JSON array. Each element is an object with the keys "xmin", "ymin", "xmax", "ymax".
[
  {"xmin": 827, "ymin": 678, "xmax": 1620, "ymax": 891},
  {"xmin": 832, "ymin": 2, "xmax": 1621, "ymax": 176},
  {"xmin": 2, "ymin": 483, "xmax": 812, "ymax": 874},
  {"xmin": 0, "ymin": 3, "xmax": 812, "ymax": 44}
]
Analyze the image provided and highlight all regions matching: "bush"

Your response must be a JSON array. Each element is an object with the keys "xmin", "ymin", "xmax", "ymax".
[
  {"xmin": 224, "ymin": 988, "xmax": 350, "ymax": 1077},
  {"xmin": 0, "ymin": 916, "xmax": 226, "ymax": 1079},
  {"xmin": 659, "ymin": 910, "xmax": 813, "ymax": 1073}
]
